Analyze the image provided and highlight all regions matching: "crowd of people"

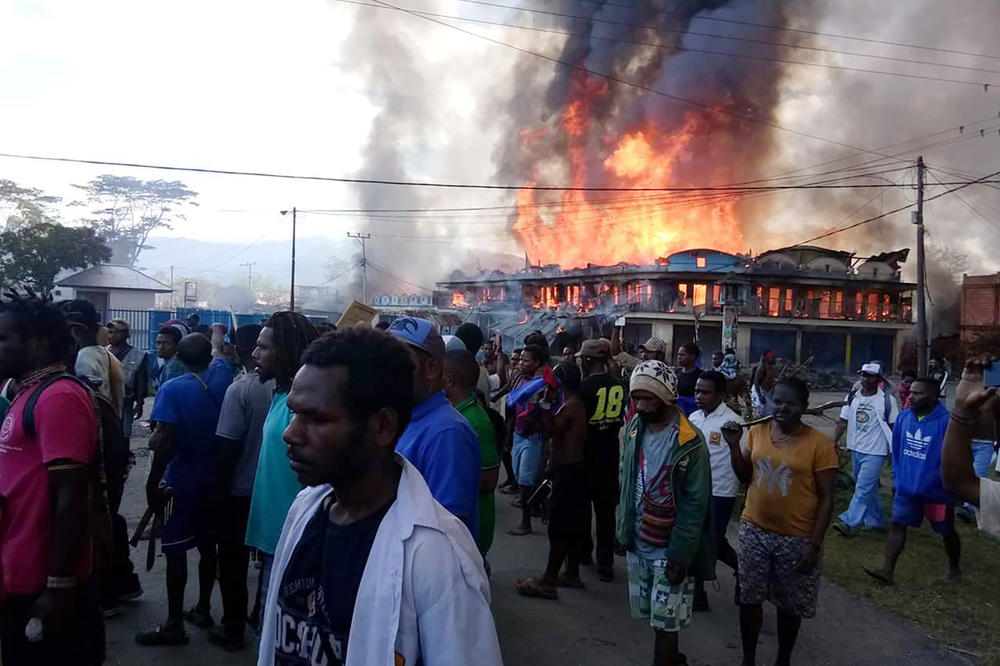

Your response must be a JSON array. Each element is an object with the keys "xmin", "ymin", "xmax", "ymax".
[{"xmin": 0, "ymin": 294, "xmax": 997, "ymax": 666}]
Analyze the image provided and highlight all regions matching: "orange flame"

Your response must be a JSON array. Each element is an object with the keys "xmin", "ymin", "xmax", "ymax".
[
  {"xmin": 513, "ymin": 75, "xmax": 745, "ymax": 268},
  {"xmin": 451, "ymin": 292, "xmax": 467, "ymax": 307}
]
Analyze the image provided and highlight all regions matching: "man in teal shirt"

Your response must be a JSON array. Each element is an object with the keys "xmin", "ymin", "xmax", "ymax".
[
  {"xmin": 244, "ymin": 312, "xmax": 319, "ymax": 629},
  {"xmin": 443, "ymin": 349, "xmax": 500, "ymax": 557}
]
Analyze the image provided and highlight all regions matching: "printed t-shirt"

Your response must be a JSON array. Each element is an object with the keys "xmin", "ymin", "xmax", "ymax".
[
  {"xmin": 579, "ymin": 372, "xmax": 626, "ymax": 475},
  {"xmin": 0, "ymin": 379, "xmax": 97, "ymax": 595},
  {"xmin": 890, "ymin": 404, "xmax": 951, "ymax": 501},
  {"xmin": 274, "ymin": 496, "xmax": 391, "ymax": 665},
  {"xmin": 215, "ymin": 372, "xmax": 275, "ymax": 496},
  {"xmin": 454, "ymin": 395, "xmax": 499, "ymax": 553},
  {"xmin": 741, "ymin": 423, "xmax": 838, "ymax": 538},
  {"xmin": 689, "ymin": 402, "xmax": 746, "ymax": 498},
  {"xmin": 839, "ymin": 390, "xmax": 898, "ymax": 455},
  {"xmin": 978, "ymin": 477, "xmax": 1000, "ymax": 537},
  {"xmin": 246, "ymin": 391, "xmax": 299, "ymax": 554},
  {"xmin": 395, "ymin": 391, "xmax": 480, "ymax": 537},
  {"xmin": 632, "ymin": 424, "xmax": 677, "ymax": 561},
  {"xmin": 150, "ymin": 358, "xmax": 232, "ymax": 493},
  {"xmin": 75, "ymin": 345, "xmax": 112, "ymax": 400}
]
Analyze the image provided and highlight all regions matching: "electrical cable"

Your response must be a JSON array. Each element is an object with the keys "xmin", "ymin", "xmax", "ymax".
[
  {"xmin": 335, "ymin": 0, "xmax": 1000, "ymax": 87},
  {"xmin": 558, "ymin": 0, "xmax": 1000, "ymax": 63}
]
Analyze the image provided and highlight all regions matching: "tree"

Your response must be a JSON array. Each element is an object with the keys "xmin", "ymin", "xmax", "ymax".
[
  {"xmin": 0, "ymin": 223, "xmax": 111, "ymax": 292},
  {"xmin": 74, "ymin": 175, "xmax": 198, "ymax": 267},
  {"xmin": 0, "ymin": 179, "xmax": 60, "ymax": 232}
]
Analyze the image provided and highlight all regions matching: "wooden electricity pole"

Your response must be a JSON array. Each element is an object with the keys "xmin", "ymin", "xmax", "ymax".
[{"xmin": 915, "ymin": 156, "xmax": 928, "ymax": 375}]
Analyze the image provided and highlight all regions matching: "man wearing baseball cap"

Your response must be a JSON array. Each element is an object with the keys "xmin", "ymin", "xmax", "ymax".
[
  {"xmin": 616, "ymin": 360, "xmax": 713, "ymax": 666},
  {"xmin": 578, "ymin": 338, "xmax": 626, "ymax": 581},
  {"xmin": 389, "ymin": 317, "xmax": 482, "ymax": 538},
  {"xmin": 833, "ymin": 362, "xmax": 898, "ymax": 537}
]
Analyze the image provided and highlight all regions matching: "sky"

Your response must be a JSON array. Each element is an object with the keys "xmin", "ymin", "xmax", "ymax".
[{"xmin": 2, "ymin": 0, "xmax": 999, "ymax": 296}]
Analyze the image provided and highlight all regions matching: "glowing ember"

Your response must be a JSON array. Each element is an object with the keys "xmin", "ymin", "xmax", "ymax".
[{"xmin": 512, "ymin": 74, "xmax": 745, "ymax": 268}]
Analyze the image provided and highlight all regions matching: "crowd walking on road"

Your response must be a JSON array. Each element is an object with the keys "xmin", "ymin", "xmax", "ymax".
[{"xmin": 1, "ymin": 293, "xmax": 999, "ymax": 665}]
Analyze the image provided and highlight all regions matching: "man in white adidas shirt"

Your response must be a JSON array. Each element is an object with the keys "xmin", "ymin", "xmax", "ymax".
[
  {"xmin": 941, "ymin": 356, "xmax": 1000, "ymax": 538},
  {"xmin": 833, "ymin": 362, "xmax": 898, "ymax": 536},
  {"xmin": 689, "ymin": 370, "xmax": 744, "ymax": 612}
]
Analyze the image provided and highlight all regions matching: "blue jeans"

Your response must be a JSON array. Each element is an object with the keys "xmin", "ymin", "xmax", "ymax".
[
  {"xmin": 839, "ymin": 451, "xmax": 887, "ymax": 530},
  {"xmin": 512, "ymin": 433, "xmax": 542, "ymax": 486},
  {"xmin": 972, "ymin": 440, "xmax": 995, "ymax": 477}
]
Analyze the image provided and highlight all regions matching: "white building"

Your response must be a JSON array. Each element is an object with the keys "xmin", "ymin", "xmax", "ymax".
[{"xmin": 54, "ymin": 264, "xmax": 172, "ymax": 312}]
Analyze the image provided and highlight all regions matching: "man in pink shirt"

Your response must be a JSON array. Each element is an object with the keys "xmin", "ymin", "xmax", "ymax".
[{"xmin": 0, "ymin": 294, "xmax": 103, "ymax": 665}]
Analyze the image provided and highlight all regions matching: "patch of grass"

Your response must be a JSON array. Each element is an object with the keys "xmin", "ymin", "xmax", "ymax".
[{"xmin": 822, "ymin": 463, "xmax": 1000, "ymax": 665}]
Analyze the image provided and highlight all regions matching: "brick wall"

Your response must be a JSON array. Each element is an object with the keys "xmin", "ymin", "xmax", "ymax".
[{"xmin": 961, "ymin": 274, "xmax": 1000, "ymax": 341}]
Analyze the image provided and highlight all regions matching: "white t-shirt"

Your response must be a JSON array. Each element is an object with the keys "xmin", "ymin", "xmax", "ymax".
[
  {"xmin": 978, "ymin": 477, "xmax": 1000, "ymax": 537},
  {"xmin": 839, "ymin": 390, "xmax": 898, "ymax": 456},
  {"xmin": 689, "ymin": 402, "xmax": 746, "ymax": 498}
]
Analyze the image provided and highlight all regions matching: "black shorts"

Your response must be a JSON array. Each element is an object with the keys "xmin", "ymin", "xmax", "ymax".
[{"xmin": 548, "ymin": 462, "xmax": 590, "ymax": 539}]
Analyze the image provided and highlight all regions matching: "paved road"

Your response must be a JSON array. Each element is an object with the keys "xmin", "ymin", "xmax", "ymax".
[{"xmin": 104, "ymin": 395, "xmax": 967, "ymax": 665}]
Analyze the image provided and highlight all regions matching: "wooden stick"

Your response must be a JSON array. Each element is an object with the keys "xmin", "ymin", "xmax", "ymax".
[{"xmin": 737, "ymin": 400, "xmax": 846, "ymax": 428}]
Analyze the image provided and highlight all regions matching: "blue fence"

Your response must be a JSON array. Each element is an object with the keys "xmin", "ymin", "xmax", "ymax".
[{"xmin": 101, "ymin": 308, "xmax": 328, "ymax": 352}]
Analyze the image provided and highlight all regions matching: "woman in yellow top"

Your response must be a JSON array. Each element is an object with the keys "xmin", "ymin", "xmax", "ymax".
[{"xmin": 722, "ymin": 377, "xmax": 837, "ymax": 666}]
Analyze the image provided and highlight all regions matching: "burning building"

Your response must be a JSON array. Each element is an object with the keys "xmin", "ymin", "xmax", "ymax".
[{"xmin": 437, "ymin": 246, "xmax": 914, "ymax": 374}]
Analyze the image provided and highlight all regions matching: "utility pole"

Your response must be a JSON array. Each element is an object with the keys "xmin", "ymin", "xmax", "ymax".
[
  {"xmin": 347, "ymin": 232, "xmax": 372, "ymax": 304},
  {"xmin": 914, "ymin": 156, "xmax": 928, "ymax": 376},
  {"xmin": 281, "ymin": 208, "xmax": 297, "ymax": 311},
  {"xmin": 170, "ymin": 265, "xmax": 174, "ymax": 309},
  {"xmin": 240, "ymin": 261, "xmax": 255, "ymax": 297}
]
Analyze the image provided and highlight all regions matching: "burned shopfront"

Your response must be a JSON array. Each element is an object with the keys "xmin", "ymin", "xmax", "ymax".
[{"xmin": 437, "ymin": 246, "xmax": 915, "ymax": 374}]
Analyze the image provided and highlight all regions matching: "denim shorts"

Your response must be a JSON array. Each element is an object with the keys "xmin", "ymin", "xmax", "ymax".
[{"xmin": 512, "ymin": 433, "xmax": 542, "ymax": 486}]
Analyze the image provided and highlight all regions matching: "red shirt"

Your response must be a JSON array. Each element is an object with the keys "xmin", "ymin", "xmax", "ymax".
[{"xmin": 0, "ymin": 380, "xmax": 97, "ymax": 596}]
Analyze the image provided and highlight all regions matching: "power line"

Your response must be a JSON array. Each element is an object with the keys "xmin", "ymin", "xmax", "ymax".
[
  {"xmin": 790, "ymin": 167, "xmax": 1000, "ymax": 246},
  {"xmin": 337, "ymin": 0, "xmax": 1000, "ymax": 88},
  {"xmin": 5, "ymin": 150, "xmax": 987, "ymax": 192},
  {"xmin": 368, "ymin": 261, "xmax": 436, "ymax": 292},
  {"xmin": 561, "ymin": 0, "xmax": 1000, "ymax": 63}
]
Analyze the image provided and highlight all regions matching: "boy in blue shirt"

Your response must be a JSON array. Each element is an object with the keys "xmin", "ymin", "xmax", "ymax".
[
  {"xmin": 136, "ymin": 334, "xmax": 233, "ymax": 646},
  {"xmin": 864, "ymin": 377, "xmax": 961, "ymax": 585}
]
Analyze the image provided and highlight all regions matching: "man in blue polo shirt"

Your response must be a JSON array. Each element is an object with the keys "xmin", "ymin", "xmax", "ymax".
[{"xmin": 389, "ymin": 317, "xmax": 481, "ymax": 537}]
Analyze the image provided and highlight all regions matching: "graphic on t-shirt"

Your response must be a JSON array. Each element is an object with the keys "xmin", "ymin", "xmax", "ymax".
[
  {"xmin": 275, "ymin": 574, "xmax": 344, "ymax": 665},
  {"xmin": 755, "ymin": 458, "xmax": 792, "ymax": 496},
  {"xmin": 0, "ymin": 413, "xmax": 15, "ymax": 450},
  {"xmin": 590, "ymin": 385, "xmax": 625, "ymax": 424},
  {"xmin": 708, "ymin": 431, "xmax": 721, "ymax": 446},
  {"xmin": 855, "ymin": 405, "xmax": 874, "ymax": 430},
  {"xmin": 903, "ymin": 428, "xmax": 932, "ymax": 460}
]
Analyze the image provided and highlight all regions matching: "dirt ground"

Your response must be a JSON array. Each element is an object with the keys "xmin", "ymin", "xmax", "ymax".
[{"xmin": 102, "ymin": 394, "xmax": 971, "ymax": 665}]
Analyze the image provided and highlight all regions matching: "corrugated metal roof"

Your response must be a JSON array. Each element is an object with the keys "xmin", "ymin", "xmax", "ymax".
[{"xmin": 56, "ymin": 264, "xmax": 172, "ymax": 292}]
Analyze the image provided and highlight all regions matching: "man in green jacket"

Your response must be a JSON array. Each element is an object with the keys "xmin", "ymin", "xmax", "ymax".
[{"xmin": 616, "ymin": 360, "xmax": 715, "ymax": 666}]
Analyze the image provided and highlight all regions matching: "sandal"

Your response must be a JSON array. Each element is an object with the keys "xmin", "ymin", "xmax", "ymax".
[
  {"xmin": 184, "ymin": 606, "xmax": 215, "ymax": 629},
  {"xmin": 515, "ymin": 577, "xmax": 558, "ymax": 600},
  {"xmin": 135, "ymin": 624, "xmax": 189, "ymax": 646},
  {"xmin": 556, "ymin": 574, "xmax": 585, "ymax": 588}
]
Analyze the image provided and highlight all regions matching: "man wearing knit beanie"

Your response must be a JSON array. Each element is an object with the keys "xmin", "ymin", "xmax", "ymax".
[{"xmin": 616, "ymin": 360, "xmax": 714, "ymax": 666}]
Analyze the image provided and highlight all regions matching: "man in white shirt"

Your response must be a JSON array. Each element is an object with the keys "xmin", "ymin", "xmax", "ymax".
[
  {"xmin": 689, "ymin": 370, "xmax": 744, "ymax": 612},
  {"xmin": 941, "ymin": 357, "xmax": 1000, "ymax": 538},
  {"xmin": 833, "ymin": 362, "xmax": 899, "ymax": 537},
  {"xmin": 258, "ymin": 326, "xmax": 501, "ymax": 666}
]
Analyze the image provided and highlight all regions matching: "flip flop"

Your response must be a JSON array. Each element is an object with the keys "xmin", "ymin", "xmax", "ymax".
[
  {"xmin": 556, "ymin": 574, "xmax": 585, "ymax": 588},
  {"xmin": 863, "ymin": 567, "xmax": 893, "ymax": 585},
  {"xmin": 515, "ymin": 577, "xmax": 558, "ymax": 600}
]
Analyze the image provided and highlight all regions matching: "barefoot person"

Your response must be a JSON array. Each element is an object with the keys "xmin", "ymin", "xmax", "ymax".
[
  {"xmin": 617, "ymin": 361, "xmax": 713, "ymax": 666},
  {"xmin": 515, "ymin": 362, "xmax": 589, "ymax": 599},
  {"xmin": 723, "ymin": 377, "xmax": 837, "ymax": 666},
  {"xmin": 864, "ymin": 377, "xmax": 961, "ymax": 585}
]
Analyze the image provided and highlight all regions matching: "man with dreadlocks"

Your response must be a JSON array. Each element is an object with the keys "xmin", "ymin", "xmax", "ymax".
[
  {"xmin": 245, "ymin": 311, "xmax": 320, "ymax": 629},
  {"xmin": 0, "ymin": 293, "xmax": 105, "ymax": 664}
]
